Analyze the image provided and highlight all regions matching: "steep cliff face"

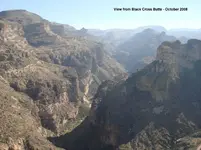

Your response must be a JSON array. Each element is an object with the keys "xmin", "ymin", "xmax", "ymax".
[
  {"xmin": 21, "ymin": 19, "xmax": 125, "ymax": 99},
  {"xmin": 0, "ymin": 9, "xmax": 126, "ymax": 100},
  {"xmin": 49, "ymin": 22, "xmax": 76, "ymax": 36},
  {"xmin": 0, "ymin": 76, "xmax": 63, "ymax": 150},
  {"xmin": 24, "ymin": 22, "xmax": 63, "ymax": 46},
  {"xmin": 0, "ymin": 19, "xmax": 82, "ymax": 135},
  {"xmin": 0, "ymin": 15, "xmax": 82, "ymax": 149},
  {"xmin": 157, "ymin": 39, "xmax": 201, "ymax": 69},
  {"xmin": 0, "ymin": 9, "xmax": 126, "ymax": 149},
  {"xmin": 54, "ymin": 39, "xmax": 201, "ymax": 150}
]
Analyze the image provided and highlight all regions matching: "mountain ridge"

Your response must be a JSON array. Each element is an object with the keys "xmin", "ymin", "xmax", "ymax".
[
  {"xmin": 0, "ymin": 9, "xmax": 126, "ymax": 149},
  {"xmin": 1, "ymin": 9, "xmax": 201, "ymax": 150},
  {"xmin": 52, "ymin": 39, "xmax": 201, "ymax": 150}
]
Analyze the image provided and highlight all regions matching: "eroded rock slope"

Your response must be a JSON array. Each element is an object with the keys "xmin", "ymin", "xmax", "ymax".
[
  {"xmin": 0, "ymin": 9, "xmax": 126, "ymax": 149},
  {"xmin": 54, "ymin": 39, "xmax": 201, "ymax": 150}
]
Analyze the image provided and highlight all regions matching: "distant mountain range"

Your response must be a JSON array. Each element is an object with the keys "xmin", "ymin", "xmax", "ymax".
[
  {"xmin": 113, "ymin": 29, "xmax": 177, "ymax": 72},
  {"xmin": 1, "ymin": 9, "xmax": 201, "ymax": 150},
  {"xmin": 54, "ymin": 39, "xmax": 201, "ymax": 150},
  {"xmin": 88, "ymin": 26, "xmax": 200, "ymax": 73},
  {"xmin": 88, "ymin": 26, "xmax": 201, "ymax": 40}
]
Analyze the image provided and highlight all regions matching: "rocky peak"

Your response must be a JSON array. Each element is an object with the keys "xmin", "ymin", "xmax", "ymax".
[
  {"xmin": 24, "ymin": 22, "xmax": 56, "ymax": 38},
  {"xmin": 24, "ymin": 22, "xmax": 63, "ymax": 46},
  {"xmin": 156, "ymin": 40, "xmax": 181, "ymax": 64},
  {"xmin": 160, "ymin": 31, "xmax": 166, "ymax": 36},
  {"xmin": 80, "ymin": 27, "xmax": 88, "ymax": 33},
  {"xmin": 0, "ymin": 19, "xmax": 29, "ymax": 49},
  {"xmin": 49, "ymin": 23, "xmax": 77, "ymax": 36},
  {"xmin": 156, "ymin": 39, "xmax": 201, "ymax": 70},
  {"xmin": 142, "ymin": 28, "xmax": 156, "ymax": 34},
  {"xmin": 187, "ymin": 39, "xmax": 201, "ymax": 47},
  {"xmin": 54, "ymin": 39, "xmax": 201, "ymax": 150},
  {"xmin": 0, "ymin": 10, "xmax": 45, "ymax": 25},
  {"xmin": 133, "ymin": 28, "xmax": 158, "ymax": 40},
  {"xmin": 114, "ymin": 28, "xmax": 177, "ymax": 73},
  {"xmin": 49, "ymin": 23, "xmax": 66, "ymax": 36}
]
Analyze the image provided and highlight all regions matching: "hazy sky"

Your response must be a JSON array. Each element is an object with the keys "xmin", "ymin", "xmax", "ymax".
[{"xmin": 0, "ymin": 0, "xmax": 200, "ymax": 29}]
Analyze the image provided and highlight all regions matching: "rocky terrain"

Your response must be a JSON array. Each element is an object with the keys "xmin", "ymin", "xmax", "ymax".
[
  {"xmin": 113, "ymin": 29, "xmax": 177, "ymax": 73},
  {"xmin": 53, "ymin": 39, "xmax": 201, "ymax": 150},
  {"xmin": 87, "ymin": 26, "xmax": 167, "ymax": 55},
  {"xmin": 0, "ymin": 78, "xmax": 62, "ymax": 150},
  {"xmin": 88, "ymin": 27, "xmax": 192, "ymax": 74},
  {"xmin": 0, "ymin": 9, "xmax": 126, "ymax": 149},
  {"xmin": 88, "ymin": 26, "xmax": 167, "ymax": 45},
  {"xmin": 1, "ymin": 9, "xmax": 201, "ymax": 150}
]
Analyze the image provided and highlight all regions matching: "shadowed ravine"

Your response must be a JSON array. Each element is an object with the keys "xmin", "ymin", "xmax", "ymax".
[{"xmin": 50, "ymin": 40, "xmax": 201, "ymax": 150}]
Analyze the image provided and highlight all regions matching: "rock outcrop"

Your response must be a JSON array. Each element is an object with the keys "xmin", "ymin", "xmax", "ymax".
[
  {"xmin": 0, "ymin": 77, "xmax": 62, "ymax": 150},
  {"xmin": 0, "ymin": 9, "xmax": 45, "ymax": 25},
  {"xmin": 114, "ymin": 29, "xmax": 177, "ymax": 73},
  {"xmin": 0, "ymin": 9, "xmax": 126, "ymax": 149},
  {"xmin": 0, "ymin": 18, "xmax": 81, "ymax": 136},
  {"xmin": 22, "ymin": 21, "xmax": 125, "ymax": 98},
  {"xmin": 53, "ymin": 39, "xmax": 201, "ymax": 150}
]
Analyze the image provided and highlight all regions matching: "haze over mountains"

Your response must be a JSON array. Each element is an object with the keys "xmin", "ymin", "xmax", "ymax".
[
  {"xmin": 88, "ymin": 26, "xmax": 194, "ymax": 73},
  {"xmin": 88, "ymin": 26, "xmax": 201, "ymax": 40},
  {"xmin": 55, "ymin": 39, "xmax": 201, "ymax": 150},
  {"xmin": 0, "ymin": 9, "xmax": 201, "ymax": 150}
]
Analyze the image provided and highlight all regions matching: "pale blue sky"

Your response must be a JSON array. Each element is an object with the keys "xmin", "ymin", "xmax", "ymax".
[{"xmin": 0, "ymin": 0, "xmax": 200, "ymax": 29}]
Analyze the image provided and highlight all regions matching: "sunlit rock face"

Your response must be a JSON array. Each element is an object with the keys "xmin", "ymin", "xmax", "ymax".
[
  {"xmin": 0, "ymin": 9, "xmax": 126, "ymax": 149},
  {"xmin": 157, "ymin": 39, "xmax": 201, "ymax": 69}
]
